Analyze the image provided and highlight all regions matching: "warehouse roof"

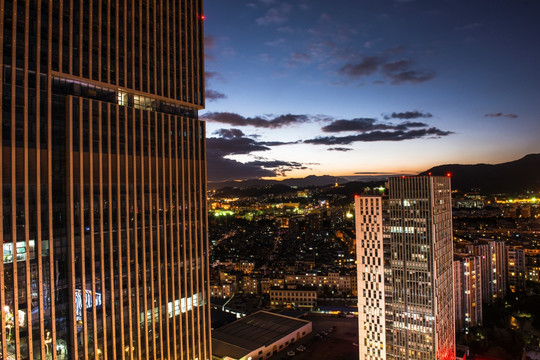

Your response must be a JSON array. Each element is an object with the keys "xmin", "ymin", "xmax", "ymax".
[{"xmin": 212, "ymin": 311, "xmax": 310, "ymax": 360}]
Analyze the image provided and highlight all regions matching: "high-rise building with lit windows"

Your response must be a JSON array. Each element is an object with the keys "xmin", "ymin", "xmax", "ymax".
[
  {"xmin": 355, "ymin": 177, "xmax": 455, "ymax": 360},
  {"xmin": 355, "ymin": 195, "xmax": 387, "ymax": 360},
  {"xmin": 0, "ymin": 1, "xmax": 209, "ymax": 359},
  {"xmin": 466, "ymin": 239, "xmax": 506, "ymax": 302},
  {"xmin": 453, "ymin": 254, "xmax": 483, "ymax": 331},
  {"xmin": 506, "ymin": 246, "xmax": 525, "ymax": 293},
  {"xmin": 387, "ymin": 176, "xmax": 455, "ymax": 360}
]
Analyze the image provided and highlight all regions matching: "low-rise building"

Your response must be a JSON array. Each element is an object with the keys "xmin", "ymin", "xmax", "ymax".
[
  {"xmin": 242, "ymin": 276, "xmax": 259, "ymax": 294},
  {"xmin": 269, "ymin": 285, "xmax": 317, "ymax": 309},
  {"xmin": 211, "ymin": 284, "xmax": 234, "ymax": 298},
  {"xmin": 212, "ymin": 311, "xmax": 312, "ymax": 360}
]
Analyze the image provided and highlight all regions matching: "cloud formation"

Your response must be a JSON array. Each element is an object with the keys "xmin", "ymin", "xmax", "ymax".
[
  {"xmin": 201, "ymin": 112, "xmax": 312, "ymax": 128},
  {"xmin": 321, "ymin": 118, "xmax": 429, "ymax": 133},
  {"xmin": 328, "ymin": 147, "xmax": 353, "ymax": 152},
  {"xmin": 384, "ymin": 111, "xmax": 433, "ymax": 120},
  {"xmin": 304, "ymin": 127, "xmax": 452, "ymax": 145},
  {"xmin": 485, "ymin": 112, "xmax": 518, "ymax": 119},
  {"xmin": 205, "ymin": 89, "xmax": 227, "ymax": 101},
  {"xmin": 206, "ymin": 128, "xmax": 305, "ymax": 181},
  {"xmin": 339, "ymin": 52, "xmax": 436, "ymax": 85}
]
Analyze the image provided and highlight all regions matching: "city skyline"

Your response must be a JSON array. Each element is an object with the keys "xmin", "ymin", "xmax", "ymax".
[{"xmin": 203, "ymin": 0, "xmax": 540, "ymax": 182}]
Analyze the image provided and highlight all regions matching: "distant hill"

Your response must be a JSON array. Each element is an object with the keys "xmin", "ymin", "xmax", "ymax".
[
  {"xmin": 419, "ymin": 153, "xmax": 540, "ymax": 194},
  {"xmin": 208, "ymin": 175, "xmax": 349, "ymax": 190}
]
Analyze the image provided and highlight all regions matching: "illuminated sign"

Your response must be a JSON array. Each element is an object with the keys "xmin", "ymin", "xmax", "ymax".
[{"xmin": 75, "ymin": 289, "xmax": 102, "ymax": 321}]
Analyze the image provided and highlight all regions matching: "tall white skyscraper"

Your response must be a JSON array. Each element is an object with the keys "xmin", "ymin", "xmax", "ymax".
[{"xmin": 356, "ymin": 195, "xmax": 386, "ymax": 360}]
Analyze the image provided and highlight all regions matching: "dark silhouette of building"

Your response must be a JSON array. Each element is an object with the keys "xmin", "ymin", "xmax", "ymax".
[{"xmin": 0, "ymin": 0, "xmax": 208, "ymax": 359}]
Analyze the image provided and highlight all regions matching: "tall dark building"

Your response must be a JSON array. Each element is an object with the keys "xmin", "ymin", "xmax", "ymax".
[{"xmin": 1, "ymin": 1, "xmax": 209, "ymax": 359}]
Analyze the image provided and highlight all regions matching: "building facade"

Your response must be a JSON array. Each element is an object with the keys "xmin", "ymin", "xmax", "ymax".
[
  {"xmin": 453, "ymin": 255, "xmax": 483, "ymax": 331},
  {"xmin": 0, "ymin": 1, "xmax": 209, "ymax": 359},
  {"xmin": 355, "ymin": 195, "xmax": 386, "ymax": 360},
  {"xmin": 269, "ymin": 285, "xmax": 317, "ymax": 309},
  {"xmin": 387, "ymin": 176, "xmax": 455, "ymax": 360},
  {"xmin": 466, "ymin": 239, "xmax": 507, "ymax": 302},
  {"xmin": 506, "ymin": 246, "xmax": 526, "ymax": 293}
]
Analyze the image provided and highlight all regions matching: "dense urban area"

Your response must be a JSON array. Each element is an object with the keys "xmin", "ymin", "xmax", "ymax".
[{"xmin": 208, "ymin": 181, "xmax": 540, "ymax": 360}]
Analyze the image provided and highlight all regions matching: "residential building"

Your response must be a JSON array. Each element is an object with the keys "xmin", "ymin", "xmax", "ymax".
[
  {"xmin": 0, "ymin": 0, "xmax": 208, "ymax": 359},
  {"xmin": 507, "ymin": 246, "xmax": 526, "ymax": 292},
  {"xmin": 269, "ymin": 285, "xmax": 317, "ymax": 309},
  {"xmin": 467, "ymin": 239, "xmax": 507, "ymax": 302},
  {"xmin": 454, "ymin": 255, "xmax": 483, "ymax": 331}
]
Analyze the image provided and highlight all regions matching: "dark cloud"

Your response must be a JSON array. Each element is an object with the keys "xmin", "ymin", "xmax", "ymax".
[
  {"xmin": 206, "ymin": 128, "xmax": 304, "ymax": 181},
  {"xmin": 201, "ymin": 112, "xmax": 311, "ymax": 128},
  {"xmin": 213, "ymin": 128, "xmax": 245, "ymax": 139},
  {"xmin": 394, "ymin": 121, "xmax": 428, "ymax": 130},
  {"xmin": 339, "ymin": 56, "xmax": 383, "ymax": 77},
  {"xmin": 207, "ymin": 156, "xmax": 277, "ymax": 182},
  {"xmin": 485, "ymin": 112, "xmax": 518, "ymax": 119},
  {"xmin": 207, "ymin": 135, "xmax": 270, "ymax": 155},
  {"xmin": 205, "ymin": 89, "xmax": 227, "ymax": 101},
  {"xmin": 384, "ymin": 111, "xmax": 433, "ymax": 120},
  {"xmin": 381, "ymin": 59, "xmax": 411, "ymax": 73},
  {"xmin": 322, "ymin": 118, "xmax": 429, "ymax": 133},
  {"xmin": 322, "ymin": 118, "xmax": 385, "ymax": 132},
  {"xmin": 304, "ymin": 127, "xmax": 453, "ymax": 145},
  {"xmin": 205, "ymin": 71, "xmax": 226, "ymax": 83},
  {"xmin": 328, "ymin": 147, "xmax": 353, "ymax": 152},
  {"xmin": 339, "ymin": 51, "xmax": 436, "ymax": 85},
  {"xmin": 384, "ymin": 69, "xmax": 436, "ymax": 84}
]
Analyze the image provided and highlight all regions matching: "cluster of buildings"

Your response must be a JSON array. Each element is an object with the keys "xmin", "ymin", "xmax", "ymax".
[
  {"xmin": 355, "ymin": 176, "xmax": 540, "ymax": 360},
  {"xmin": 210, "ymin": 264, "xmax": 356, "ymax": 310},
  {"xmin": 3, "ymin": 1, "xmax": 539, "ymax": 359}
]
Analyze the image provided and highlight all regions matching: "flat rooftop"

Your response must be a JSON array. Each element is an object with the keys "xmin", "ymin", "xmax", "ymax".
[{"xmin": 213, "ymin": 311, "xmax": 311, "ymax": 359}]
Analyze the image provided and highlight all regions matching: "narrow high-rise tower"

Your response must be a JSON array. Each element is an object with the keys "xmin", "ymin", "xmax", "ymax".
[
  {"xmin": 387, "ymin": 176, "xmax": 455, "ymax": 360},
  {"xmin": 355, "ymin": 195, "xmax": 386, "ymax": 360},
  {"xmin": 0, "ymin": 1, "xmax": 209, "ymax": 359}
]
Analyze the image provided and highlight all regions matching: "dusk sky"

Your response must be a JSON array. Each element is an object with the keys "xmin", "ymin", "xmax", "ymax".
[{"xmin": 202, "ymin": 0, "xmax": 540, "ymax": 183}]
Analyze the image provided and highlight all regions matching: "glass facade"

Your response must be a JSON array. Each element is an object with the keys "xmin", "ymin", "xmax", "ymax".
[
  {"xmin": 387, "ymin": 177, "xmax": 455, "ymax": 360},
  {"xmin": 1, "ymin": 0, "xmax": 209, "ymax": 359}
]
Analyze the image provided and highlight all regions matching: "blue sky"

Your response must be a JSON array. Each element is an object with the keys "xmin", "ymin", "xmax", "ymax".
[{"xmin": 202, "ymin": 0, "xmax": 540, "ymax": 182}]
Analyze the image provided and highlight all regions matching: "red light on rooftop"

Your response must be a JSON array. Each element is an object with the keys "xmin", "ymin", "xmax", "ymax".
[
  {"xmin": 428, "ymin": 172, "xmax": 432, "ymax": 176},
  {"xmin": 446, "ymin": 172, "xmax": 451, "ymax": 177},
  {"xmin": 199, "ymin": 14, "xmax": 206, "ymax": 20}
]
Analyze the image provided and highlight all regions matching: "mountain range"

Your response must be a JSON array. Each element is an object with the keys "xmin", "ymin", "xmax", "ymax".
[
  {"xmin": 419, "ymin": 153, "xmax": 540, "ymax": 194},
  {"xmin": 209, "ymin": 153, "xmax": 540, "ymax": 194}
]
